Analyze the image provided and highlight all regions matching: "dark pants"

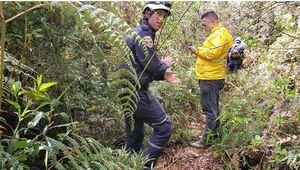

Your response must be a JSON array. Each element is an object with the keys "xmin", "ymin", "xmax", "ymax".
[
  {"xmin": 199, "ymin": 79, "xmax": 225, "ymax": 144},
  {"xmin": 125, "ymin": 90, "xmax": 174, "ymax": 166}
]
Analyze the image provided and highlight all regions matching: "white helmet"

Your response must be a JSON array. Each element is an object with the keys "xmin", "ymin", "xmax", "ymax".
[{"xmin": 143, "ymin": 1, "xmax": 172, "ymax": 16}]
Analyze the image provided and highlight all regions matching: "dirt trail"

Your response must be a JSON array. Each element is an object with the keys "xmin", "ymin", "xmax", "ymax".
[
  {"xmin": 155, "ymin": 145, "xmax": 221, "ymax": 170},
  {"xmin": 155, "ymin": 114, "xmax": 221, "ymax": 170}
]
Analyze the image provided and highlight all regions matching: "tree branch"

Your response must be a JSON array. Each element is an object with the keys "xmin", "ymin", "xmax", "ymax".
[{"xmin": 5, "ymin": 3, "xmax": 48, "ymax": 23}]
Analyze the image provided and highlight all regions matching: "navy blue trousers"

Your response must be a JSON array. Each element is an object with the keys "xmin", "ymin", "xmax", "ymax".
[
  {"xmin": 125, "ymin": 90, "xmax": 174, "ymax": 164},
  {"xmin": 199, "ymin": 79, "xmax": 225, "ymax": 144}
]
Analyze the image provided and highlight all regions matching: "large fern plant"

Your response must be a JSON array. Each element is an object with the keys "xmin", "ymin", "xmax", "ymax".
[
  {"xmin": 1, "ymin": 2, "xmax": 149, "ymax": 169},
  {"xmin": 48, "ymin": 133, "xmax": 146, "ymax": 170},
  {"xmin": 74, "ymin": 2, "xmax": 149, "ymax": 125}
]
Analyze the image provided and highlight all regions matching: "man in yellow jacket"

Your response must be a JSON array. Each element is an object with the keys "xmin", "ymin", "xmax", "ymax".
[{"xmin": 188, "ymin": 10, "xmax": 233, "ymax": 147}]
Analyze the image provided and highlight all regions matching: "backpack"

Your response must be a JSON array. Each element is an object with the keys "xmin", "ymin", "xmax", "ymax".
[{"xmin": 226, "ymin": 37, "xmax": 247, "ymax": 73}]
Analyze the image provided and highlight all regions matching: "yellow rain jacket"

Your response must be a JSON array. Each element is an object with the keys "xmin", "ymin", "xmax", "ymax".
[{"xmin": 194, "ymin": 23, "xmax": 233, "ymax": 80}]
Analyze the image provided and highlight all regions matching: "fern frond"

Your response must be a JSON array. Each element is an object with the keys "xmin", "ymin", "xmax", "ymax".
[
  {"xmin": 54, "ymin": 162, "xmax": 67, "ymax": 170},
  {"xmin": 47, "ymin": 147, "xmax": 58, "ymax": 162},
  {"xmin": 47, "ymin": 137, "xmax": 69, "ymax": 151},
  {"xmin": 71, "ymin": 133, "xmax": 88, "ymax": 146},
  {"xmin": 124, "ymin": 110, "xmax": 134, "ymax": 120},
  {"xmin": 110, "ymin": 69, "xmax": 140, "ymax": 89},
  {"xmin": 65, "ymin": 135, "xmax": 79, "ymax": 148},
  {"xmin": 110, "ymin": 79, "xmax": 137, "ymax": 92},
  {"xmin": 66, "ymin": 154, "xmax": 83, "ymax": 170},
  {"xmin": 90, "ymin": 8, "xmax": 105, "ymax": 18},
  {"xmin": 120, "ymin": 99, "xmax": 137, "ymax": 112},
  {"xmin": 78, "ymin": 4, "xmax": 95, "ymax": 12},
  {"xmin": 48, "ymin": 133, "xmax": 145, "ymax": 169},
  {"xmin": 103, "ymin": 159, "xmax": 119, "ymax": 169},
  {"xmin": 81, "ymin": 145, "xmax": 93, "ymax": 159},
  {"xmin": 86, "ymin": 138, "xmax": 101, "ymax": 154},
  {"xmin": 74, "ymin": 2, "xmax": 154, "ymax": 127},
  {"xmin": 91, "ymin": 161, "xmax": 106, "ymax": 169},
  {"xmin": 116, "ymin": 87, "xmax": 139, "ymax": 104}
]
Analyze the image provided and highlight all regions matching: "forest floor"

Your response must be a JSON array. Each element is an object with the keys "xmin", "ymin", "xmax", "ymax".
[
  {"xmin": 155, "ymin": 114, "xmax": 221, "ymax": 170},
  {"xmin": 155, "ymin": 145, "xmax": 221, "ymax": 170}
]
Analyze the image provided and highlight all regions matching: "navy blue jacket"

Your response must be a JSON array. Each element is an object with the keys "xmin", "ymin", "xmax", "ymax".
[{"xmin": 127, "ymin": 19, "xmax": 167, "ymax": 91}]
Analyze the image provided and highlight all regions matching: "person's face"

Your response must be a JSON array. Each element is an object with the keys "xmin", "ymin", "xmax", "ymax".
[
  {"xmin": 201, "ymin": 18, "xmax": 215, "ymax": 33},
  {"xmin": 147, "ymin": 9, "xmax": 168, "ymax": 31}
]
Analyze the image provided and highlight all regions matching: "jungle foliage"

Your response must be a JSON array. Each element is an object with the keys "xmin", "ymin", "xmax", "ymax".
[{"xmin": 0, "ymin": 1, "xmax": 299, "ymax": 169}]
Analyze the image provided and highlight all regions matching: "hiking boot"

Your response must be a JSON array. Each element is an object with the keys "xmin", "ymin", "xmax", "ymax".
[{"xmin": 190, "ymin": 140, "xmax": 207, "ymax": 148}]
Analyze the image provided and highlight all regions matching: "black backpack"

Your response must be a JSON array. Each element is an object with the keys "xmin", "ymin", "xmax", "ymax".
[{"xmin": 226, "ymin": 37, "xmax": 247, "ymax": 73}]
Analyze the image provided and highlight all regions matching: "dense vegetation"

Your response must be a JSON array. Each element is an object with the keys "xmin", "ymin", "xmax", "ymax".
[{"xmin": 0, "ymin": 1, "xmax": 299, "ymax": 169}]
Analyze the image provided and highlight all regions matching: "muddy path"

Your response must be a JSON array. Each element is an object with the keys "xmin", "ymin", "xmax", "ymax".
[{"xmin": 155, "ymin": 114, "xmax": 222, "ymax": 170}]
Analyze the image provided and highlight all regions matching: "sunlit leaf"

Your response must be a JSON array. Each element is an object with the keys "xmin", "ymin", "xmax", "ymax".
[
  {"xmin": 39, "ymin": 82, "xmax": 58, "ymax": 92},
  {"xmin": 12, "ymin": 81, "xmax": 21, "ymax": 97},
  {"xmin": 25, "ymin": 91, "xmax": 51, "ymax": 101},
  {"xmin": 5, "ymin": 99, "xmax": 21, "ymax": 113}
]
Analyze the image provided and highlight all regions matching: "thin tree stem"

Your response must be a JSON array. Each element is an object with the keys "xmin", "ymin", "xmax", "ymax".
[
  {"xmin": 0, "ymin": 2, "xmax": 6, "ymax": 112},
  {"xmin": 5, "ymin": 3, "xmax": 48, "ymax": 23}
]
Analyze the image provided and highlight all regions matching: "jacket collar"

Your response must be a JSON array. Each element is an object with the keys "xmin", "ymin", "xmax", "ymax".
[
  {"xmin": 140, "ymin": 19, "xmax": 156, "ymax": 38},
  {"xmin": 211, "ymin": 23, "xmax": 223, "ymax": 33}
]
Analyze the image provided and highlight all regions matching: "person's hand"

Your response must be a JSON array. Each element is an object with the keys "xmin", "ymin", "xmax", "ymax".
[
  {"xmin": 188, "ymin": 45, "xmax": 196, "ymax": 54},
  {"xmin": 164, "ymin": 72, "xmax": 181, "ymax": 84},
  {"xmin": 162, "ymin": 57, "xmax": 174, "ymax": 67}
]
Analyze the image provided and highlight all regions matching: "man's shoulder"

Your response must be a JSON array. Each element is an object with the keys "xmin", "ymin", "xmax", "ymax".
[
  {"xmin": 216, "ymin": 26, "xmax": 231, "ymax": 35},
  {"xmin": 135, "ymin": 24, "xmax": 154, "ymax": 38},
  {"xmin": 213, "ymin": 26, "xmax": 233, "ymax": 42},
  {"xmin": 127, "ymin": 25, "xmax": 155, "ymax": 49}
]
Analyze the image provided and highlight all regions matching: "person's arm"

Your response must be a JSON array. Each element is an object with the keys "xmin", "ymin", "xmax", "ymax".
[
  {"xmin": 134, "ymin": 38, "xmax": 167, "ymax": 80},
  {"xmin": 195, "ymin": 31, "xmax": 230, "ymax": 61},
  {"xmin": 133, "ymin": 35, "xmax": 181, "ymax": 83}
]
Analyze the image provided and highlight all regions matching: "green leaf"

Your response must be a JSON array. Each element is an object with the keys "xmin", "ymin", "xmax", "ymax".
[
  {"xmin": 39, "ymin": 82, "xmax": 58, "ymax": 92},
  {"xmin": 275, "ymin": 116, "xmax": 283, "ymax": 125},
  {"xmin": 37, "ymin": 75, "xmax": 43, "ymax": 88},
  {"xmin": 12, "ymin": 81, "xmax": 21, "ymax": 97},
  {"xmin": 25, "ymin": 91, "xmax": 50, "ymax": 101},
  {"xmin": 5, "ymin": 99, "xmax": 21, "ymax": 113},
  {"xmin": 33, "ymin": 143, "xmax": 40, "ymax": 156},
  {"xmin": 27, "ymin": 112, "xmax": 45, "ymax": 129},
  {"xmin": 14, "ymin": 140, "xmax": 28, "ymax": 149},
  {"xmin": 58, "ymin": 112, "xmax": 70, "ymax": 122},
  {"xmin": 19, "ymin": 154, "xmax": 28, "ymax": 161},
  {"xmin": 18, "ymin": 90, "xmax": 25, "ymax": 96}
]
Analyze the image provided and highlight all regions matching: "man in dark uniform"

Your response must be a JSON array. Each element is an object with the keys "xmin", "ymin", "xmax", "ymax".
[{"xmin": 126, "ymin": 1, "xmax": 181, "ymax": 169}]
